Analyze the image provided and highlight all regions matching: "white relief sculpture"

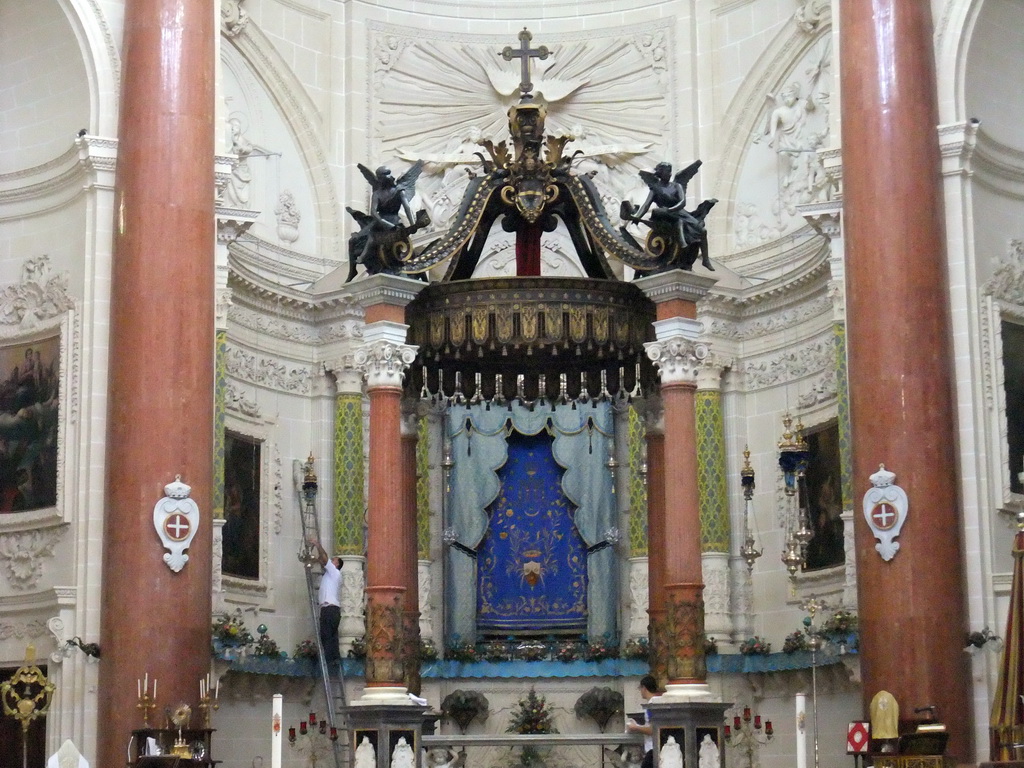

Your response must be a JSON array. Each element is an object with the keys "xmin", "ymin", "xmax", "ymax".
[
  {"xmin": 225, "ymin": 383, "xmax": 261, "ymax": 418},
  {"xmin": 627, "ymin": 558, "xmax": 650, "ymax": 637},
  {"xmin": 701, "ymin": 554, "xmax": 731, "ymax": 640},
  {"xmin": 0, "ymin": 527, "xmax": 63, "ymax": 589},
  {"xmin": 736, "ymin": 38, "xmax": 833, "ymax": 244},
  {"xmin": 699, "ymin": 734, "xmax": 720, "ymax": 768},
  {"xmin": 742, "ymin": 337, "xmax": 834, "ymax": 390},
  {"xmin": 862, "ymin": 465, "xmax": 908, "ymax": 562},
  {"xmin": 223, "ymin": 115, "xmax": 254, "ymax": 209},
  {"xmin": 339, "ymin": 558, "xmax": 366, "ymax": 646},
  {"xmin": 220, "ymin": 0, "xmax": 248, "ymax": 38},
  {"xmin": 795, "ymin": 0, "xmax": 830, "ymax": 34},
  {"xmin": 354, "ymin": 737, "xmax": 376, "ymax": 768},
  {"xmin": 0, "ymin": 255, "xmax": 75, "ymax": 330},
  {"xmin": 274, "ymin": 190, "xmax": 301, "ymax": 244},
  {"xmin": 224, "ymin": 347, "xmax": 311, "ymax": 394},
  {"xmin": 391, "ymin": 737, "xmax": 415, "ymax": 768},
  {"xmin": 984, "ymin": 239, "xmax": 1024, "ymax": 305},
  {"xmin": 370, "ymin": 25, "xmax": 673, "ymax": 240},
  {"xmin": 418, "ymin": 560, "xmax": 434, "ymax": 639},
  {"xmin": 660, "ymin": 737, "xmax": 683, "ymax": 768},
  {"xmin": 153, "ymin": 475, "xmax": 200, "ymax": 572}
]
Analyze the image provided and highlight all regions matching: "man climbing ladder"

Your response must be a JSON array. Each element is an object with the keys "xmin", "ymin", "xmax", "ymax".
[{"xmin": 313, "ymin": 540, "xmax": 343, "ymax": 672}]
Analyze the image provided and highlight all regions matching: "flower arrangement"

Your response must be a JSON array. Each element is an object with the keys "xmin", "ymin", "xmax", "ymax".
[
  {"xmin": 444, "ymin": 639, "xmax": 479, "ymax": 663},
  {"xmin": 782, "ymin": 631, "xmax": 809, "ymax": 654},
  {"xmin": 419, "ymin": 638, "xmax": 439, "ymax": 662},
  {"xmin": 347, "ymin": 636, "xmax": 366, "ymax": 659},
  {"xmin": 252, "ymin": 624, "xmax": 283, "ymax": 658},
  {"xmin": 294, "ymin": 639, "xmax": 319, "ymax": 660},
  {"xmin": 508, "ymin": 689, "xmax": 557, "ymax": 768},
  {"xmin": 621, "ymin": 637, "xmax": 649, "ymax": 661},
  {"xmin": 212, "ymin": 613, "xmax": 254, "ymax": 648},
  {"xmin": 574, "ymin": 687, "xmax": 624, "ymax": 732},
  {"xmin": 739, "ymin": 636, "xmax": 771, "ymax": 656},
  {"xmin": 584, "ymin": 636, "xmax": 619, "ymax": 662},
  {"xmin": 441, "ymin": 689, "xmax": 490, "ymax": 733},
  {"xmin": 555, "ymin": 641, "xmax": 583, "ymax": 663},
  {"xmin": 482, "ymin": 639, "xmax": 513, "ymax": 662},
  {"xmin": 507, "ymin": 688, "xmax": 558, "ymax": 735},
  {"xmin": 821, "ymin": 608, "xmax": 859, "ymax": 638}
]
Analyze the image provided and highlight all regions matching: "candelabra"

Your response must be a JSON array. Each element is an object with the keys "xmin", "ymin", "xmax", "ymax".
[
  {"xmin": 778, "ymin": 414, "xmax": 810, "ymax": 576},
  {"xmin": 288, "ymin": 712, "xmax": 339, "ymax": 767},
  {"xmin": 738, "ymin": 447, "xmax": 762, "ymax": 571},
  {"xmin": 725, "ymin": 705, "xmax": 773, "ymax": 768},
  {"xmin": 198, "ymin": 672, "xmax": 220, "ymax": 728}
]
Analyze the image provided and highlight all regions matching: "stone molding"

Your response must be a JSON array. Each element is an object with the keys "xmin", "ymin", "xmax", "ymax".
[
  {"xmin": 741, "ymin": 332, "xmax": 834, "ymax": 391},
  {"xmin": 0, "ymin": 525, "xmax": 65, "ymax": 590},
  {"xmin": 224, "ymin": 344, "xmax": 312, "ymax": 394}
]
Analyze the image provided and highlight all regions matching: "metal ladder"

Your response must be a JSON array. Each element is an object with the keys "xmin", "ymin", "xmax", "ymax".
[{"xmin": 297, "ymin": 457, "xmax": 348, "ymax": 768}]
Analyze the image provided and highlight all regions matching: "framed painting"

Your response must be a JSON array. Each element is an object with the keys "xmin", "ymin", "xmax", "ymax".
[
  {"xmin": 801, "ymin": 420, "xmax": 845, "ymax": 571},
  {"xmin": 223, "ymin": 432, "xmax": 262, "ymax": 580},
  {"xmin": 0, "ymin": 335, "xmax": 60, "ymax": 515}
]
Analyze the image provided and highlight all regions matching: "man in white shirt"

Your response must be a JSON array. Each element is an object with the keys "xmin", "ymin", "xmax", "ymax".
[{"xmin": 314, "ymin": 541, "xmax": 343, "ymax": 670}]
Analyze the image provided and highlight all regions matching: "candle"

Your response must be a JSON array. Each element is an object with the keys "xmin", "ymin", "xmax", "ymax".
[
  {"xmin": 330, "ymin": 727, "xmax": 338, "ymax": 740},
  {"xmin": 743, "ymin": 706, "xmax": 751, "ymax": 722},
  {"xmin": 766, "ymin": 721, "xmax": 773, "ymax": 736},
  {"xmin": 309, "ymin": 712, "xmax": 317, "ymax": 725},
  {"xmin": 152, "ymin": 679, "xmax": 156, "ymax": 699},
  {"xmin": 272, "ymin": 694, "xmax": 283, "ymax": 768},
  {"xmin": 300, "ymin": 721, "xmax": 307, "ymax": 735},
  {"xmin": 289, "ymin": 727, "xmax": 296, "ymax": 741},
  {"xmin": 754, "ymin": 715, "xmax": 761, "ymax": 729},
  {"xmin": 200, "ymin": 679, "xmax": 205, "ymax": 698},
  {"xmin": 138, "ymin": 679, "xmax": 142, "ymax": 699},
  {"xmin": 144, "ymin": 673, "xmax": 148, "ymax": 695},
  {"xmin": 724, "ymin": 725, "xmax": 731, "ymax": 738},
  {"xmin": 215, "ymin": 677, "xmax": 220, "ymax": 699},
  {"xmin": 733, "ymin": 716, "xmax": 741, "ymax": 729}
]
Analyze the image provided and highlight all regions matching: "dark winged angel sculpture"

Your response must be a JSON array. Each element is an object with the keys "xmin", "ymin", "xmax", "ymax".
[
  {"xmin": 345, "ymin": 161, "xmax": 431, "ymax": 282},
  {"xmin": 620, "ymin": 160, "xmax": 717, "ymax": 272}
]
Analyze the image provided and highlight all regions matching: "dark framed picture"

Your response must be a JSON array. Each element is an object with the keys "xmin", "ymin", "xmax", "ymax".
[
  {"xmin": 223, "ymin": 433, "xmax": 261, "ymax": 579},
  {"xmin": 0, "ymin": 335, "xmax": 59, "ymax": 514},
  {"xmin": 801, "ymin": 420, "xmax": 845, "ymax": 570}
]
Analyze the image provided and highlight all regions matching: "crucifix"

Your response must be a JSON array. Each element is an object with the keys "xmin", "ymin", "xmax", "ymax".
[{"xmin": 500, "ymin": 27, "xmax": 549, "ymax": 98}]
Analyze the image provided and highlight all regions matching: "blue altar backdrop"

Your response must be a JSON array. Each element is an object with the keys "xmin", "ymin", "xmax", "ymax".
[{"xmin": 476, "ymin": 432, "xmax": 588, "ymax": 633}]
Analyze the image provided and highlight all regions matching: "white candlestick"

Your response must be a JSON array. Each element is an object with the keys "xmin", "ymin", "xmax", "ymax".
[
  {"xmin": 153, "ymin": 678, "xmax": 157, "ymax": 700},
  {"xmin": 796, "ymin": 692, "xmax": 807, "ymax": 768},
  {"xmin": 216, "ymin": 676, "xmax": 220, "ymax": 699},
  {"xmin": 138, "ymin": 679, "xmax": 141, "ymax": 699},
  {"xmin": 144, "ymin": 673, "xmax": 148, "ymax": 695},
  {"xmin": 271, "ymin": 694, "xmax": 283, "ymax": 768}
]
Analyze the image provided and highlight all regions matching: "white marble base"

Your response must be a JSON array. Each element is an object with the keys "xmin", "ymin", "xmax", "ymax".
[
  {"xmin": 660, "ymin": 683, "xmax": 713, "ymax": 700},
  {"xmin": 355, "ymin": 686, "xmax": 411, "ymax": 704}
]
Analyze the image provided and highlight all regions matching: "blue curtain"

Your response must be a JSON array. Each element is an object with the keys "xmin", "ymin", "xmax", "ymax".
[{"xmin": 444, "ymin": 402, "xmax": 617, "ymax": 645}]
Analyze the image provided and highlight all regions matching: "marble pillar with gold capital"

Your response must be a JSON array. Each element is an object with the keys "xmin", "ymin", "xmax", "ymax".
[
  {"xmin": 349, "ymin": 275, "xmax": 424, "ymax": 701},
  {"xmin": 636, "ymin": 271, "xmax": 716, "ymax": 697}
]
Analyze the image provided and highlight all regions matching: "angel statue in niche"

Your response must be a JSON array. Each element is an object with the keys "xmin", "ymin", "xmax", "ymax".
[
  {"xmin": 345, "ymin": 161, "xmax": 431, "ymax": 282},
  {"xmin": 620, "ymin": 160, "xmax": 717, "ymax": 273}
]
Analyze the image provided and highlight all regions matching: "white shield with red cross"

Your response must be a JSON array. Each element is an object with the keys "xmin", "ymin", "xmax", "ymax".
[
  {"xmin": 153, "ymin": 475, "xmax": 200, "ymax": 572},
  {"xmin": 862, "ymin": 464, "xmax": 907, "ymax": 561}
]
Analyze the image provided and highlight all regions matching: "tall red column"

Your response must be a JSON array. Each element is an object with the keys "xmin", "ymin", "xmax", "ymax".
[
  {"xmin": 98, "ymin": 0, "xmax": 214, "ymax": 765},
  {"xmin": 839, "ymin": 1, "xmax": 971, "ymax": 758},
  {"xmin": 646, "ymin": 432, "xmax": 668, "ymax": 687},
  {"xmin": 639, "ymin": 272, "xmax": 716, "ymax": 695},
  {"xmin": 351, "ymin": 276, "xmax": 424, "ymax": 700},
  {"xmin": 400, "ymin": 414, "xmax": 421, "ymax": 695}
]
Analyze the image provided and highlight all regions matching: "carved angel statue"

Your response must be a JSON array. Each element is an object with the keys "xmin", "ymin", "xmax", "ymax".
[
  {"xmin": 620, "ymin": 160, "xmax": 717, "ymax": 272},
  {"xmin": 346, "ymin": 161, "xmax": 431, "ymax": 281}
]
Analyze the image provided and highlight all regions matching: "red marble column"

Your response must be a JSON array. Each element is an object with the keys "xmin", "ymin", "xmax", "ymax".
[
  {"xmin": 364, "ymin": 382, "xmax": 407, "ymax": 690},
  {"xmin": 646, "ymin": 432, "xmax": 668, "ymax": 687},
  {"xmin": 839, "ymin": 0, "xmax": 971, "ymax": 758},
  {"xmin": 638, "ymin": 272, "xmax": 716, "ymax": 693},
  {"xmin": 98, "ymin": 0, "xmax": 214, "ymax": 765},
  {"xmin": 351, "ymin": 276, "xmax": 424, "ymax": 698},
  {"xmin": 400, "ymin": 419, "xmax": 421, "ymax": 695}
]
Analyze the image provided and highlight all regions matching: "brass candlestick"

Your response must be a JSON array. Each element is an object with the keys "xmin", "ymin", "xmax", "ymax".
[
  {"xmin": 137, "ymin": 692, "xmax": 156, "ymax": 727},
  {"xmin": 198, "ymin": 693, "xmax": 220, "ymax": 728}
]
